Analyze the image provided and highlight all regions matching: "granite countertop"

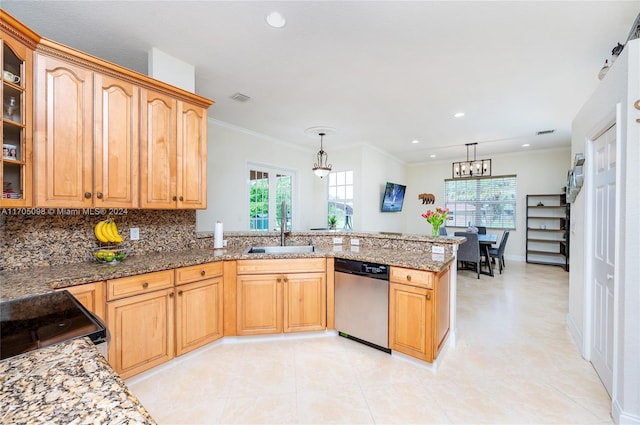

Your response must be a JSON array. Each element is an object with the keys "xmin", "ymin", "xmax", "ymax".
[
  {"xmin": 0, "ymin": 244, "xmax": 455, "ymax": 302},
  {"xmin": 0, "ymin": 337, "xmax": 156, "ymax": 425}
]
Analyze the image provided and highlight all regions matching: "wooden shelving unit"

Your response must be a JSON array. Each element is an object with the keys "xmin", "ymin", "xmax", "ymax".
[{"xmin": 526, "ymin": 194, "xmax": 569, "ymax": 271}]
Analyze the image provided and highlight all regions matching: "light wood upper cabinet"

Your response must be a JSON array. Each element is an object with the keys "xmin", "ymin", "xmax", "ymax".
[
  {"xmin": 3, "ymin": 10, "xmax": 213, "ymax": 209},
  {"xmin": 34, "ymin": 55, "xmax": 140, "ymax": 208},
  {"xmin": 94, "ymin": 73, "xmax": 139, "ymax": 208},
  {"xmin": 177, "ymin": 102, "xmax": 207, "ymax": 209},
  {"xmin": 34, "ymin": 53, "xmax": 93, "ymax": 207},
  {"xmin": 140, "ymin": 89, "xmax": 176, "ymax": 209},
  {"xmin": 1, "ymin": 20, "xmax": 35, "ymax": 207},
  {"xmin": 140, "ymin": 88, "xmax": 207, "ymax": 209}
]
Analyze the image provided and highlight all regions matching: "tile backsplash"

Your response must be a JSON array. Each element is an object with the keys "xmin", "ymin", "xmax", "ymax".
[{"xmin": 0, "ymin": 210, "xmax": 208, "ymax": 271}]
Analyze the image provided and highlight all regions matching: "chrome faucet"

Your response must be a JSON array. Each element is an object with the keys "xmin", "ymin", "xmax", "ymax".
[{"xmin": 280, "ymin": 200, "xmax": 289, "ymax": 246}]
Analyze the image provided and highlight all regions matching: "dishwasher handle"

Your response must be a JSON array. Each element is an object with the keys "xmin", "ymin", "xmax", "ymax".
[{"xmin": 335, "ymin": 270, "xmax": 389, "ymax": 281}]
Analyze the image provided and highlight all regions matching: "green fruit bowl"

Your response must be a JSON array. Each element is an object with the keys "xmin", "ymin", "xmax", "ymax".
[{"xmin": 94, "ymin": 247, "xmax": 128, "ymax": 264}]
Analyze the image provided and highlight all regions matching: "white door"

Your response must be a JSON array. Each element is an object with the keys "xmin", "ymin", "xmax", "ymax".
[{"xmin": 590, "ymin": 123, "xmax": 616, "ymax": 396}]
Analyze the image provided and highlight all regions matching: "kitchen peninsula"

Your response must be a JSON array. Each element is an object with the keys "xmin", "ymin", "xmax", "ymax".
[{"xmin": 1, "ymin": 231, "xmax": 463, "ymax": 422}]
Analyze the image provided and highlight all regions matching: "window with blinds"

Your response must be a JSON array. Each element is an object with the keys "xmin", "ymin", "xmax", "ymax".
[{"xmin": 444, "ymin": 175, "xmax": 517, "ymax": 229}]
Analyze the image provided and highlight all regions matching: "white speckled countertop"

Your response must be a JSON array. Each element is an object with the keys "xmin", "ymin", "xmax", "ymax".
[{"xmin": 0, "ymin": 337, "xmax": 156, "ymax": 424}]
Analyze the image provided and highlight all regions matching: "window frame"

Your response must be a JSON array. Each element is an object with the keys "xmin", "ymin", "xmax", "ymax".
[
  {"xmin": 247, "ymin": 163, "xmax": 297, "ymax": 232},
  {"xmin": 444, "ymin": 174, "xmax": 517, "ymax": 230},
  {"xmin": 327, "ymin": 170, "xmax": 354, "ymax": 230}
]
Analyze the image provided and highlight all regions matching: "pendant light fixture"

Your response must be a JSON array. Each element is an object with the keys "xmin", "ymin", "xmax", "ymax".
[
  {"xmin": 312, "ymin": 132, "xmax": 332, "ymax": 178},
  {"xmin": 452, "ymin": 142, "xmax": 492, "ymax": 179}
]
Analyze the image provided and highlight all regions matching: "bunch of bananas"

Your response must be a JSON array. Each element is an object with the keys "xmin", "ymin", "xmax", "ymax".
[{"xmin": 94, "ymin": 219, "xmax": 124, "ymax": 243}]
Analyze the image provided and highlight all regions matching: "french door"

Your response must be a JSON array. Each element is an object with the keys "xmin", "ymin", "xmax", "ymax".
[{"xmin": 248, "ymin": 165, "xmax": 294, "ymax": 231}]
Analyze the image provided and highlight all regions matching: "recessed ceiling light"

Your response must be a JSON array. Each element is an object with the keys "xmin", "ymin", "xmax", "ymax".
[
  {"xmin": 411, "ymin": 140, "xmax": 420, "ymax": 144},
  {"xmin": 265, "ymin": 11, "xmax": 286, "ymax": 28},
  {"xmin": 522, "ymin": 143, "xmax": 530, "ymax": 147},
  {"xmin": 430, "ymin": 154, "xmax": 437, "ymax": 158},
  {"xmin": 453, "ymin": 112, "xmax": 465, "ymax": 118}
]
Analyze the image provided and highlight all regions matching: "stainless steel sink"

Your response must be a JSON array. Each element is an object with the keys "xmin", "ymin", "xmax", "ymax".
[{"xmin": 244, "ymin": 245, "xmax": 316, "ymax": 254}]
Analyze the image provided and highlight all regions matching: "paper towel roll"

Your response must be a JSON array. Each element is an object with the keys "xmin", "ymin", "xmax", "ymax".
[{"xmin": 214, "ymin": 221, "xmax": 224, "ymax": 249}]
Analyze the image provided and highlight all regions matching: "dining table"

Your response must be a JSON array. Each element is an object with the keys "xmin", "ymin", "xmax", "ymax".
[{"xmin": 478, "ymin": 233, "xmax": 498, "ymax": 276}]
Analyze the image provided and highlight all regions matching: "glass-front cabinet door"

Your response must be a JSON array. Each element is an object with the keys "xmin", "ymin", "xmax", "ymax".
[{"xmin": 1, "ymin": 31, "xmax": 33, "ymax": 207}]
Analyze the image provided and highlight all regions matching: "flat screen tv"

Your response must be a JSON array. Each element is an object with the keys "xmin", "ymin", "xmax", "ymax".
[{"xmin": 381, "ymin": 182, "xmax": 406, "ymax": 212}]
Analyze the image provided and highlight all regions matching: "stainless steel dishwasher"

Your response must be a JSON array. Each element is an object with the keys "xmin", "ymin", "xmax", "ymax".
[{"xmin": 334, "ymin": 258, "xmax": 390, "ymax": 353}]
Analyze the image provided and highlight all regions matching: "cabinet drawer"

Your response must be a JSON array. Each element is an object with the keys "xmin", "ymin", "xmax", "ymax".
[
  {"xmin": 175, "ymin": 262, "xmax": 223, "ymax": 286},
  {"xmin": 389, "ymin": 266, "xmax": 433, "ymax": 289},
  {"xmin": 237, "ymin": 258, "xmax": 326, "ymax": 275},
  {"xmin": 107, "ymin": 270, "xmax": 174, "ymax": 301}
]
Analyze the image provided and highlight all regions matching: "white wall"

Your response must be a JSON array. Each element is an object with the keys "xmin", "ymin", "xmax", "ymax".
[
  {"xmin": 569, "ymin": 39, "xmax": 640, "ymax": 424},
  {"xmin": 360, "ymin": 146, "xmax": 407, "ymax": 232},
  {"xmin": 405, "ymin": 148, "xmax": 571, "ymax": 261},
  {"xmin": 196, "ymin": 120, "xmax": 323, "ymax": 232},
  {"xmin": 148, "ymin": 47, "xmax": 195, "ymax": 92},
  {"xmin": 196, "ymin": 122, "xmax": 407, "ymax": 233}
]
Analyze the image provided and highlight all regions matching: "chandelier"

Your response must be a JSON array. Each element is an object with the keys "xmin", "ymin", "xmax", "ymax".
[
  {"xmin": 452, "ymin": 142, "xmax": 491, "ymax": 179},
  {"xmin": 312, "ymin": 132, "xmax": 332, "ymax": 178}
]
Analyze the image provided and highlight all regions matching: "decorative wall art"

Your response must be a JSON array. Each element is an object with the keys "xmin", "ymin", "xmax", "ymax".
[{"xmin": 418, "ymin": 193, "xmax": 435, "ymax": 204}]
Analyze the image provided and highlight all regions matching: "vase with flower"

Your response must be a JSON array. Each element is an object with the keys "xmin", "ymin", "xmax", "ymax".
[{"xmin": 421, "ymin": 207, "xmax": 449, "ymax": 237}]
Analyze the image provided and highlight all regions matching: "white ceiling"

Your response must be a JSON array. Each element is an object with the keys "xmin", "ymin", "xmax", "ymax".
[{"xmin": 3, "ymin": 1, "xmax": 639, "ymax": 163}]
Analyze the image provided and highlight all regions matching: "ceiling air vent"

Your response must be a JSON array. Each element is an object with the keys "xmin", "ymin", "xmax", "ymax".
[
  {"xmin": 231, "ymin": 92, "xmax": 251, "ymax": 102},
  {"xmin": 536, "ymin": 129, "xmax": 555, "ymax": 135}
]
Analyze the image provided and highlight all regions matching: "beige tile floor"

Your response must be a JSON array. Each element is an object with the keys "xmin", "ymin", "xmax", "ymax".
[{"xmin": 127, "ymin": 261, "xmax": 613, "ymax": 424}]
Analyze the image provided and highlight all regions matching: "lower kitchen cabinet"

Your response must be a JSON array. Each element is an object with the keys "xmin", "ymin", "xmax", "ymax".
[
  {"xmin": 284, "ymin": 272, "xmax": 326, "ymax": 333},
  {"xmin": 57, "ymin": 281, "xmax": 105, "ymax": 322},
  {"xmin": 106, "ymin": 270, "xmax": 174, "ymax": 379},
  {"xmin": 235, "ymin": 259, "xmax": 326, "ymax": 336},
  {"xmin": 175, "ymin": 263, "xmax": 223, "ymax": 356},
  {"xmin": 237, "ymin": 273, "xmax": 282, "ymax": 335},
  {"xmin": 389, "ymin": 282, "xmax": 433, "ymax": 361},
  {"xmin": 388, "ymin": 265, "xmax": 450, "ymax": 363}
]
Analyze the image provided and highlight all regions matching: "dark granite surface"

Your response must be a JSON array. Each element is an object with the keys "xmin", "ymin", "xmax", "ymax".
[{"xmin": 1, "ymin": 243, "xmax": 456, "ymax": 302}]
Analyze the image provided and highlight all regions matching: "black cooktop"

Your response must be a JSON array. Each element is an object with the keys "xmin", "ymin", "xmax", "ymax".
[{"xmin": 0, "ymin": 291, "xmax": 107, "ymax": 360}]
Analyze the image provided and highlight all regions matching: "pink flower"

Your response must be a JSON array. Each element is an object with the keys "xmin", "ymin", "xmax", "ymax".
[{"xmin": 421, "ymin": 207, "xmax": 448, "ymax": 228}]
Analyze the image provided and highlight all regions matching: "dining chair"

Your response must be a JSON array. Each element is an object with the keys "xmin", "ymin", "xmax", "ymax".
[
  {"xmin": 454, "ymin": 232, "xmax": 480, "ymax": 279},
  {"xmin": 439, "ymin": 226, "xmax": 448, "ymax": 236},
  {"xmin": 476, "ymin": 226, "xmax": 487, "ymax": 234},
  {"xmin": 488, "ymin": 230, "xmax": 510, "ymax": 274}
]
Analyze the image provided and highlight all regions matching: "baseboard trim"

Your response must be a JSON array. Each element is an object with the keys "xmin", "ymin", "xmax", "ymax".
[
  {"xmin": 612, "ymin": 398, "xmax": 640, "ymax": 424},
  {"xmin": 566, "ymin": 312, "xmax": 586, "ymax": 359}
]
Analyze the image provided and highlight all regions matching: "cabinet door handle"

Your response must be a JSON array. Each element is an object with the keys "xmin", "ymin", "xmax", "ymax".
[
  {"xmin": 142, "ymin": 282, "xmax": 149, "ymax": 289},
  {"xmin": 277, "ymin": 277, "xmax": 282, "ymax": 283},
  {"xmin": 406, "ymin": 275, "xmax": 412, "ymax": 281},
  {"xmin": 179, "ymin": 196, "xmax": 184, "ymax": 201},
  {"xmin": 96, "ymin": 192, "xmax": 103, "ymax": 199},
  {"xmin": 200, "ymin": 270, "xmax": 206, "ymax": 276},
  {"xmin": 84, "ymin": 192, "xmax": 92, "ymax": 199},
  {"xmin": 426, "ymin": 293, "xmax": 431, "ymax": 300},
  {"xmin": 172, "ymin": 195, "xmax": 177, "ymax": 201},
  {"xmin": 284, "ymin": 277, "xmax": 289, "ymax": 282},
  {"xmin": 169, "ymin": 292, "xmax": 175, "ymax": 298},
  {"xmin": 178, "ymin": 290, "xmax": 183, "ymax": 296}
]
